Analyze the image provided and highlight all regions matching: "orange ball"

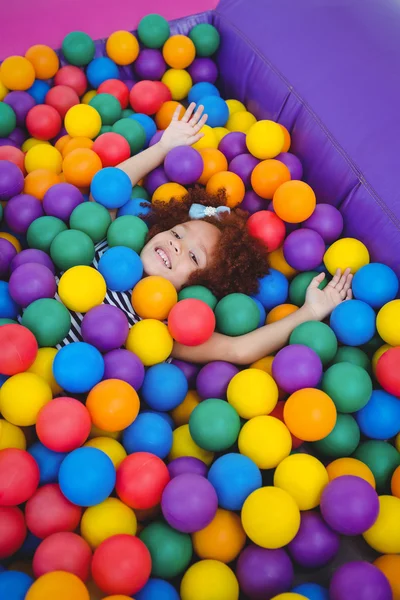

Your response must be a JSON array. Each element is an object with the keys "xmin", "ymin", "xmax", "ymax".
[
  {"xmin": 374, "ymin": 554, "xmax": 400, "ymax": 600},
  {"xmin": 55, "ymin": 134, "xmax": 72, "ymax": 153},
  {"xmin": 280, "ymin": 124, "xmax": 291, "ymax": 152},
  {"xmin": 25, "ymin": 45, "xmax": 59, "ymax": 79},
  {"xmin": 284, "ymin": 388, "xmax": 337, "ymax": 441},
  {"xmin": 171, "ymin": 390, "xmax": 201, "ymax": 426},
  {"xmin": 25, "ymin": 571, "xmax": 89, "ymax": 600},
  {"xmin": 152, "ymin": 182, "xmax": 187, "ymax": 203},
  {"xmin": 268, "ymin": 246, "xmax": 298, "ymax": 279},
  {"xmin": 162, "ymin": 35, "xmax": 196, "ymax": 69},
  {"xmin": 251, "ymin": 160, "xmax": 291, "ymax": 200},
  {"xmin": 24, "ymin": 169, "xmax": 61, "ymax": 200},
  {"xmin": 197, "ymin": 148, "xmax": 228, "ymax": 185},
  {"xmin": 192, "ymin": 508, "xmax": 246, "ymax": 563},
  {"xmin": 273, "ymin": 180, "xmax": 316, "ymax": 223},
  {"xmin": 391, "ymin": 465, "xmax": 400, "ymax": 498},
  {"xmin": 251, "ymin": 356, "xmax": 274, "ymax": 375},
  {"xmin": 326, "ymin": 457, "xmax": 376, "ymax": 488},
  {"xmin": 0, "ymin": 56, "xmax": 35, "ymax": 90},
  {"xmin": 206, "ymin": 171, "xmax": 245, "ymax": 208},
  {"xmin": 62, "ymin": 137, "xmax": 94, "ymax": 157},
  {"xmin": 0, "ymin": 232, "xmax": 21, "ymax": 252},
  {"xmin": 86, "ymin": 379, "xmax": 140, "ymax": 432},
  {"xmin": 63, "ymin": 148, "xmax": 102, "ymax": 187},
  {"xmin": 266, "ymin": 303, "xmax": 298, "ymax": 324},
  {"xmin": 131, "ymin": 276, "xmax": 178, "ymax": 320},
  {"xmin": 155, "ymin": 101, "xmax": 185, "ymax": 130}
]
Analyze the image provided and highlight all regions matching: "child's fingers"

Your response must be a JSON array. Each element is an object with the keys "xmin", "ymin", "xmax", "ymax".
[
  {"xmin": 192, "ymin": 114, "xmax": 208, "ymax": 133},
  {"xmin": 189, "ymin": 105, "xmax": 204, "ymax": 126},
  {"xmin": 342, "ymin": 273, "xmax": 353, "ymax": 295},
  {"xmin": 327, "ymin": 269, "xmax": 341, "ymax": 288},
  {"xmin": 307, "ymin": 272, "xmax": 326, "ymax": 289},
  {"xmin": 180, "ymin": 102, "xmax": 196, "ymax": 123},
  {"xmin": 188, "ymin": 132, "xmax": 205, "ymax": 145},
  {"xmin": 346, "ymin": 288, "xmax": 353, "ymax": 300}
]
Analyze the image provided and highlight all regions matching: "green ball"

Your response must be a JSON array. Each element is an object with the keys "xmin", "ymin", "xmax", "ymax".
[
  {"xmin": 112, "ymin": 118, "xmax": 146, "ymax": 154},
  {"xmin": 361, "ymin": 332, "xmax": 385, "ymax": 356},
  {"xmin": 290, "ymin": 321, "xmax": 337, "ymax": 365},
  {"xmin": 215, "ymin": 293, "xmax": 259, "ymax": 336},
  {"xmin": 69, "ymin": 202, "xmax": 111, "ymax": 243},
  {"xmin": 21, "ymin": 298, "xmax": 71, "ymax": 346},
  {"xmin": 189, "ymin": 398, "xmax": 241, "ymax": 452},
  {"xmin": 0, "ymin": 203, "xmax": 3, "ymax": 221},
  {"xmin": 313, "ymin": 414, "xmax": 360, "ymax": 458},
  {"xmin": 122, "ymin": 108, "xmax": 135, "ymax": 118},
  {"xmin": 354, "ymin": 440, "xmax": 400, "ymax": 492},
  {"xmin": 131, "ymin": 185, "xmax": 150, "ymax": 201},
  {"xmin": 331, "ymin": 346, "xmax": 371, "ymax": 372},
  {"xmin": 138, "ymin": 14, "xmax": 171, "ymax": 49},
  {"xmin": 289, "ymin": 271, "xmax": 328, "ymax": 306},
  {"xmin": 322, "ymin": 362, "xmax": 372, "ymax": 413},
  {"xmin": 27, "ymin": 216, "xmax": 68, "ymax": 253},
  {"xmin": 89, "ymin": 94, "xmax": 122, "ymax": 126},
  {"xmin": 107, "ymin": 215, "xmax": 148, "ymax": 253},
  {"xmin": 189, "ymin": 24, "xmax": 221, "ymax": 57},
  {"xmin": 98, "ymin": 125, "xmax": 113, "ymax": 136},
  {"xmin": 139, "ymin": 521, "xmax": 192, "ymax": 578},
  {"xmin": 50, "ymin": 229, "xmax": 95, "ymax": 271},
  {"xmin": 62, "ymin": 31, "xmax": 95, "ymax": 66},
  {"xmin": 0, "ymin": 102, "xmax": 17, "ymax": 137},
  {"xmin": 0, "ymin": 318, "xmax": 17, "ymax": 326},
  {"xmin": 178, "ymin": 285, "xmax": 217, "ymax": 310}
]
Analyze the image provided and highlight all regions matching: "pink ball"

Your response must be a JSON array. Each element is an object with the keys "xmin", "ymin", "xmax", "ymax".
[
  {"xmin": 33, "ymin": 531, "xmax": 92, "ymax": 581},
  {"xmin": 54, "ymin": 66, "xmax": 87, "ymax": 97},
  {"xmin": 36, "ymin": 397, "xmax": 92, "ymax": 452},
  {"xmin": 0, "ymin": 449, "xmax": 40, "ymax": 506},
  {"xmin": 0, "ymin": 506, "xmax": 26, "ymax": 559},
  {"xmin": 168, "ymin": 299, "xmax": 216, "ymax": 346},
  {"xmin": 25, "ymin": 483, "xmax": 82, "ymax": 539}
]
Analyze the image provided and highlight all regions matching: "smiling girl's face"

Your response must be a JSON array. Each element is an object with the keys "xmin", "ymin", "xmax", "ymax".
[{"xmin": 140, "ymin": 220, "xmax": 221, "ymax": 290}]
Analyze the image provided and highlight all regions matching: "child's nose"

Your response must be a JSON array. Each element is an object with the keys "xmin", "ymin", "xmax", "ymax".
[{"xmin": 169, "ymin": 238, "xmax": 182, "ymax": 255}]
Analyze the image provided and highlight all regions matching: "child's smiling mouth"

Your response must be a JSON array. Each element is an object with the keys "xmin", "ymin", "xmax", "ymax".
[{"xmin": 155, "ymin": 247, "xmax": 172, "ymax": 269}]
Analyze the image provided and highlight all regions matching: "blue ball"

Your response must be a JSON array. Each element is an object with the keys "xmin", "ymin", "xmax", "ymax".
[
  {"xmin": 130, "ymin": 113, "xmax": 157, "ymax": 145},
  {"xmin": 53, "ymin": 342, "xmax": 104, "ymax": 393},
  {"xmin": 91, "ymin": 167, "xmax": 132, "ymax": 209},
  {"xmin": 0, "ymin": 571, "xmax": 34, "ymax": 600},
  {"xmin": 197, "ymin": 95, "xmax": 229, "ymax": 127},
  {"xmin": 122, "ymin": 412, "xmax": 173, "ymax": 459},
  {"xmin": 59, "ymin": 447, "xmax": 116, "ymax": 506},
  {"xmin": 330, "ymin": 300, "xmax": 376, "ymax": 346},
  {"xmin": 98, "ymin": 246, "xmax": 143, "ymax": 292},
  {"xmin": 117, "ymin": 197, "xmax": 151, "ymax": 219},
  {"xmin": 292, "ymin": 583, "xmax": 329, "ymax": 600},
  {"xmin": 27, "ymin": 80, "xmax": 50, "ymax": 104},
  {"xmin": 0, "ymin": 374, "xmax": 9, "ymax": 388},
  {"xmin": 356, "ymin": 389, "xmax": 400, "ymax": 440},
  {"xmin": 28, "ymin": 442, "xmax": 67, "ymax": 485},
  {"xmin": 252, "ymin": 268, "xmax": 289, "ymax": 310},
  {"xmin": 252, "ymin": 297, "xmax": 266, "ymax": 328},
  {"xmin": 136, "ymin": 578, "xmax": 180, "ymax": 600},
  {"xmin": 142, "ymin": 409, "xmax": 175, "ymax": 429},
  {"xmin": 0, "ymin": 281, "xmax": 20, "ymax": 319},
  {"xmin": 86, "ymin": 57, "xmax": 120, "ymax": 88},
  {"xmin": 188, "ymin": 82, "xmax": 220, "ymax": 105},
  {"xmin": 141, "ymin": 363, "xmax": 189, "ymax": 411},
  {"xmin": 208, "ymin": 453, "xmax": 262, "ymax": 510},
  {"xmin": 352, "ymin": 263, "xmax": 399, "ymax": 308},
  {"xmin": 17, "ymin": 532, "xmax": 41, "ymax": 558}
]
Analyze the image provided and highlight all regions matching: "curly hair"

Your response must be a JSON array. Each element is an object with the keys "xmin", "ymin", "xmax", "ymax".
[{"xmin": 144, "ymin": 187, "xmax": 269, "ymax": 298}]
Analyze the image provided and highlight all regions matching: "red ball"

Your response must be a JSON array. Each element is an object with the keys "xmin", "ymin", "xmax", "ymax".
[
  {"xmin": 0, "ymin": 448, "xmax": 40, "ymax": 506},
  {"xmin": 25, "ymin": 483, "xmax": 82, "ymax": 539},
  {"xmin": 54, "ymin": 66, "xmax": 87, "ymax": 97},
  {"xmin": 92, "ymin": 534, "xmax": 151, "ymax": 596},
  {"xmin": 129, "ymin": 81, "xmax": 171, "ymax": 115},
  {"xmin": 36, "ymin": 397, "xmax": 92, "ymax": 452},
  {"xmin": 33, "ymin": 531, "xmax": 92, "ymax": 581},
  {"xmin": 168, "ymin": 299, "xmax": 216, "ymax": 346},
  {"xmin": 0, "ymin": 506, "xmax": 26, "ymax": 559},
  {"xmin": 376, "ymin": 347, "xmax": 400, "ymax": 398},
  {"xmin": 0, "ymin": 324, "xmax": 38, "ymax": 375},
  {"xmin": 0, "ymin": 146, "xmax": 26, "ymax": 174},
  {"xmin": 97, "ymin": 79, "xmax": 129, "ymax": 109},
  {"xmin": 116, "ymin": 452, "xmax": 170, "ymax": 510},
  {"xmin": 45, "ymin": 85, "xmax": 80, "ymax": 118},
  {"xmin": 247, "ymin": 210, "xmax": 286, "ymax": 252},
  {"xmin": 270, "ymin": 401, "xmax": 303, "ymax": 449},
  {"xmin": 26, "ymin": 105, "xmax": 62, "ymax": 141},
  {"xmin": 92, "ymin": 132, "xmax": 131, "ymax": 167}
]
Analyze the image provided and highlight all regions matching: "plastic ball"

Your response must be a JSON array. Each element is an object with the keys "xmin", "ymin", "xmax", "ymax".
[
  {"xmin": 33, "ymin": 531, "xmax": 91, "ymax": 580},
  {"xmin": 329, "ymin": 561, "xmax": 392, "ymax": 600},
  {"xmin": 362, "ymin": 495, "xmax": 400, "ymax": 554},
  {"xmin": 4, "ymin": 91, "xmax": 35, "ymax": 129},
  {"xmin": 126, "ymin": 319, "xmax": 173, "ymax": 366},
  {"xmin": 215, "ymin": 293, "xmax": 259, "ymax": 336},
  {"xmin": 236, "ymin": 545, "xmax": 294, "ymax": 599},
  {"xmin": 130, "ymin": 80, "xmax": 171, "ymax": 115},
  {"xmin": 62, "ymin": 31, "xmax": 95, "ymax": 66},
  {"xmin": 0, "ymin": 372, "xmax": 52, "ymax": 426},
  {"xmin": 25, "ymin": 104, "xmax": 61, "ymax": 140},
  {"xmin": 8, "ymin": 262, "xmax": 55, "ymax": 308},
  {"xmin": 0, "ymin": 506, "xmax": 26, "ymax": 559},
  {"xmin": 103, "ymin": 348, "xmax": 144, "ymax": 391},
  {"xmin": 198, "ymin": 96, "xmax": 229, "ymax": 127},
  {"xmin": 192, "ymin": 508, "xmax": 245, "ymax": 563},
  {"xmin": 106, "ymin": 30, "xmax": 139, "ymax": 65},
  {"xmin": 25, "ymin": 571, "xmax": 90, "ymax": 600},
  {"xmin": 25, "ymin": 482, "xmax": 82, "ymax": 538},
  {"xmin": 152, "ymin": 181, "xmax": 187, "ymax": 203},
  {"xmin": 206, "ymin": 170, "xmax": 245, "ymax": 207},
  {"xmin": 107, "ymin": 214, "xmax": 148, "ymax": 252},
  {"xmin": 24, "ymin": 169, "xmax": 61, "ymax": 201},
  {"xmin": 141, "ymin": 362, "xmax": 188, "ymax": 411},
  {"xmin": 189, "ymin": 398, "xmax": 240, "ymax": 452},
  {"xmin": 89, "ymin": 93, "xmax": 122, "ymax": 125},
  {"xmin": 42, "ymin": 182, "xmax": 83, "ymax": 221},
  {"xmin": 162, "ymin": 473, "xmax": 217, "ymax": 533},
  {"xmin": 86, "ymin": 56, "xmax": 119, "ymax": 88},
  {"xmin": 155, "ymin": 100, "xmax": 184, "ymax": 129},
  {"xmin": 302, "ymin": 203, "xmax": 344, "ymax": 244},
  {"xmin": 97, "ymin": 79, "xmax": 130, "ymax": 109},
  {"xmin": 168, "ymin": 298, "xmax": 215, "ymax": 346},
  {"xmin": 131, "ymin": 275, "xmax": 177, "ymax": 319},
  {"xmin": 84, "ymin": 436, "xmax": 126, "ymax": 468},
  {"xmin": 139, "ymin": 520, "xmax": 192, "ymax": 578},
  {"xmin": 86, "ymin": 378, "xmax": 139, "ymax": 431},
  {"xmin": 292, "ymin": 584, "xmax": 329, "ymax": 600},
  {"xmin": 27, "ymin": 80, "xmax": 51, "ymax": 104},
  {"xmin": 179, "ymin": 284, "xmax": 218, "ymax": 309},
  {"xmin": 58, "ymin": 265, "xmax": 106, "ymax": 312},
  {"xmin": 276, "ymin": 151, "xmax": 303, "ymax": 179},
  {"xmin": 0, "ymin": 281, "xmax": 20, "ymax": 320},
  {"xmin": 53, "ymin": 341, "xmax": 104, "ymax": 394},
  {"xmin": 330, "ymin": 299, "xmax": 376, "ymax": 346},
  {"xmin": 116, "ymin": 451, "xmax": 170, "ymax": 510},
  {"xmin": 287, "ymin": 510, "xmax": 340, "ymax": 569},
  {"xmin": 188, "ymin": 81, "xmax": 219, "ymax": 104},
  {"xmin": 36, "ymin": 396, "xmax": 91, "ymax": 452},
  {"xmin": 290, "ymin": 321, "xmax": 338, "ymax": 365},
  {"xmin": 251, "ymin": 159, "xmax": 290, "ymax": 199},
  {"xmin": 93, "ymin": 132, "xmax": 131, "ymax": 167},
  {"xmin": 193, "ymin": 123, "xmax": 219, "ymax": 150},
  {"xmin": 0, "ymin": 324, "xmax": 38, "ymax": 375},
  {"xmin": 374, "ymin": 554, "xmax": 400, "ymax": 600},
  {"xmin": 313, "ymin": 413, "xmax": 360, "ymax": 457},
  {"xmin": 168, "ymin": 456, "xmax": 207, "ymax": 479},
  {"xmin": 284, "ymin": 229, "xmax": 325, "ymax": 270},
  {"xmin": 138, "ymin": 14, "xmax": 170, "ymax": 48},
  {"xmin": 161, "ymin": 69, "xmax": 192, "ymax": 101},
  {"xmin": 164, "ymin": 146, "xmax": 203, "ymax": 185},
  {"xmin": 181, "ymin": 560, "xmax": 239, "ymax": 600},
  {"xmin": 63, "ymin": 148, "xmax": 102, "ymax": 186},
  {"xmin": 354, "ymin": 440, "xmax": 400, "ymax": 492},
  {"xmin": 377, "ymin": 300, "xmax": 400, "ymax": 345},
  {"xmin": 21, "ymin": 299, "xmax": 70, "ymax": 348},
  {"xmin": 326, "ymin": 457, "xmax": 376, "ymax": 488},
  {"xmin": 25, "ymin": 44, "xmax": 59, "ymax": 80},
  {"xmin": 376, "ymin": 347, "xmax": 400, "ymax": 397},
  {"xmin": 28, "ymin": 442, "xmax": 67, "ymax": 485},
  {"xmin": 0, "ymin": 419, "xmax": 26, "ymax": 451},
  {"xmin": 227, "ymin": 368, "xmax": 278, "ymax": 419},
  {"xmin": 324, "ymin": 237, "xmax": 370, "ymax": 274},
  {"xmin": 189, "ymin": 57, "xmax": 218, "ymax": 84},
  {"xmin": 247, "ymin": 210, "xmax": 286, "ymax": 252},
  {"xmin": 266, "ymin": 303, "xmax": 298, "ymax": 324},
  {"xmin": 69, "ymin": 201, "xmax": 110, "ymax": 244},
  {"xmin": 64, "ymin": 104, "xmax": 101, "ymax": 139},
  {"xmin": 226, "ymin": 110, "xmax": 257, "ymax": 133},
  {"xmin": 0, "ymin": 145, "xmax": 26, "ymax": 173},
  {"xmin": 0, "ymin": 160, "xmax": 24, "ymax": 200},
  {"xmin": 0, "ymin": 448, "xmax": 39, "ymax": 505},
  {"xmin": 81, "ymin": 497, "xmax": 136, "ymax": 549},
  {"xmin": 274, "ymin": 454, "xmax": 328, "ymax": 510},
  {"xmin": 135, "ymin": 48, "xmax": 167, "ymax": 80},
  {"xmin": 130, "ymin": 113, "xmax": 157, "ymax": 145},
  {"xmin": 356, "ymin": 389, "xmax": 400, "ymax": 440},
  {"xmin": 239, "ymin": 416, "xmax": 292, "ymax": 469},
  {"xmin": 253, "ymin": 268, "xmax": 289, "ymax": 310},
  {"xmin": 273, "ymin": 180, "xmax": 317, "ymax": 223},
  {"xmin": 272, "ymin": 345, "xmax": 323, "ymax": 394},
  {"xmin": 122, "ymin": 412, "xmax": 172, "ymax": 459},
  {"xmin": 0, "ymin": 570, "xmax": 33, "ymax": 600},
  {"xmin": 90, "ymin": 167, "xmax": 131, "ymax": 209},
  {"xmin": 227, "ymin": 151, "xmax": 259, "ymax": 187},
  {"xmin": 246, "ymin": 120, "xmax": 284, "ymax": 159},
  {"xmin": 189, "ymin": 23, "xmax": 220, "ymax": 56},
  {"xmin": 197, "ymin": 148, "xmax": 228, "ymax": 185},
  {"xmin": 1, "ymin": 56, "xmax": 35, "ymax": 91},
  {"xmin": 162, "ymin": 35, "xmax": 195, "ymax": 69},
  {"xmin": 284, "ymin": 388, "xmax": 337, "ymax": 442}
]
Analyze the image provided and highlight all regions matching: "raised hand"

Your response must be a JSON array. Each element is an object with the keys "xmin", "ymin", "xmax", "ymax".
[
  {"xmin": 305, "ymin": 268, "xmax": 353, "ymax": 321},
  {"xmin": 159, "ymin": 103, "xmax": 208, "ymax": 151}
]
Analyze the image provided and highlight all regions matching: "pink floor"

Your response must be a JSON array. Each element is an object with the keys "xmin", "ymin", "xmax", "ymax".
[{"xmin": 0, "ymin": 0, "xmax": 218, "ymax": 60}]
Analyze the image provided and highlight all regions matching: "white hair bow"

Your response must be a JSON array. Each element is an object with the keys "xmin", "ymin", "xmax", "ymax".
[{"xmin": 189, "ymin": 203, "xmax": 231, "ymax": 220}]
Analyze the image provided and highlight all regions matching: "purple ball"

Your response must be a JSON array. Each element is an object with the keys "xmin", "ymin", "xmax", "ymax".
[
  {"xmin": 145, "ymin": 165, "xmax": 169, "ymax": 195},
  {"xmin": 0, "ymin": 138, "xmax": 18, "ymax": 148},
  {"xmin": 276, "ymin": 152, "xmax": 303, "ymax": 180},
  {"xmin": 241, "ymin": 190, "xmax": 268, "ymax": 214},
  {"xmin": 320, "ymin": 475, "xmax": 379, "ymax": 536},
  {"xmin": 283, "ymin": 228, "xmax": 326, "ymax": 270},
  {"xmin": 0, "ymin": 160, "xmax": 24, "ymax": 200},
  {"xmin": 272, "ymin": 344, "xmax": 323, "ymax": 393},
  {"xmin": 53, "ymin": 126, "xmax": 67, "ymax": 144},
  {"xmin": 81, "ymin": 304, "xmax": 129, "ymax": 352},
  {"xmin": 161, "ymin": 473, "xmax": 218, "ymax": 533},
  {"xmin": 4, "ymin": 194, "xmax": 44, "ymax": 234},
  {"xmin": 9, "ymin": 263, "xmax": 56, "ymax": 307},
  {"xmin": 164, "ymin": 146, "xmax": 204, "ymax": 185},
  {"xmin": 196, "ymin": 361, "xmax": 239, "ymax": 400},
  {"xmin": 134, "ymin": 49, "xmax": 167, "ymax": 80},
  {"xmin": 4, "ymin": 91, "xmax": 36, "ymax": 127},
  {"xmin": 122, "ymin": 79, "xmax": 135, "ymax": 91},
  {"xmin": 330, "ymin": 562, "xmax": 393, "ymax": 600},
  {"xmin": 168, "ymin": 457, "xmax": 208, "ymax": 479},
  {"xmin": 188, "ymin": 58, "xmax": 218, "ymax": 84},
  {"xmin": 9, "ymin": 127, "xmax": 28, "ymax": 147},
  {"xmin": 236, "ymin": 545, "xmax": 294, "ymax": 600},
  {"xmin": 171, "ymin": 359, "xmax": 200, "ymax": 388},
  {"xmin": 218, "ymin": 132, "xmax": 247, "ymax": 162},
  {"xmin": 42, "ymin": 183, "xmax": 84, "ymax": 222},
  {"xmin": 0, "ymin": 238, "xmax": 17, "ymax": 278},
  {"xmin": 229, "ymin": 153, "xmax": 259, "ymax": 188},
  {"xmin": 10, "ymin": 248, "xmax": 55, "ymax": 274},
  {"xmin": 103, "ymin": 348, "xmax": 145, "ymax": 390},
  {"xmin": 287, "ymin": 511, "xmax": 340, "ymax": 569},
  {"xmin": 149, "ymin": 130, "xmax": 164, "ymax": 147},
  {"xmin": 303, "ymin": 203, "xmax": 344, "ymax": 244}
]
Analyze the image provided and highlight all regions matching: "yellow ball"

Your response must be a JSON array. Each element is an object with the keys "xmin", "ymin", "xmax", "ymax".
[
  {"xmin": 27, "ymin": 347, "xmax": 62, "ymax": 395},
  {"xmin": 0, "ymin": 232, "xmax": 21, "ymax": 252},
  {"xmin": 226, "ymin": 99, "xmax": 246, "ymax": 116},
  {"xmin": 0, "ymin": 373, "xmax": 52, "ymax": 426},
  {"xmin": 169, "ymin": 424, "xmax": 214, "ymax": 465},
  {"xmin": 152, "ymin": 181, "xmax": 187, "ymax": 203},
  {"xmin": 377, "ymin": 300, "xmax": 400, "ymax": 346},
  {"xmin": 213, "ymin": 127, "xmax": 229, "ymax": 142},
  {"xmin": 241, "ymin": 486, "xmax": 300, "ymax": 548},
  {"xmin": 192, "ymin": 124, "xmax": 219, "ymax": 150},
  {"xmin": 64, "ymin": 104, "xmax": 102, "ymax": 139},
  {"xmin": 126, "ymin": 319, "xmax": 173, "ymax": 366},
  {"xmin": 246, "ymin": 120, "xmax": 285, "ymax": 159},
  {"xmin": 85, "ymin": 436, "xmax": 127, "ymax": 468},
  {"xmin": 58, "ymin": 266, "xmax": 106, "ymax": 312},
  {"xmin": 89, "ymin": 424, "xmax": 121, "ymax": 440},
  {"xmin": 0, "ymin": 79, "xmax": 9, "ymax": 101},
  {"xmin": 226, "ymin": 111, "xmax": 257, "ymax": 133},
  {"xmin": 271, "ymin": 595, "xmax": 308, "ymax": 600},
  {"xmin": 181, "ymin": 560, "xmax": 239, "ymax": 600},
  {"xmin": 238, "ymin": 416, "xmax": 292, "ymax": 469},
  {"xmin": 273, "ymin": 453, "xmax": 329, "ymax": 510},
  {"xmin": 323, "ymin": 238, "xmax": 370, "ymax": 275},
  {"xmin": 372, "ymin": 343, "xmax": 392, "ymax": 375},
  {"xmin": 171, "ymin": 390, "xmax": 201, "ymax": 426},
  {"xmin": 22, "ymin": 138, "xmax": 50, "ymax": 152},
  {"xmin": 227, "ymin": 368, "xmax": 278, "ymax": 419},
  {"xmin": 250, "ymin": 355, "xmax": 274, "ymax": 375},
  {"xmin": 25, "ymin": 144, "xmax": 62, "ymax": 174},
  {"xmin": 162, "ymin": 69, "xmax": 193, "ymax": 101},
  {"xmin": 363, "ymin": 495, "xmax": 400, "ymax": 553},
  {"xmin": 81, "ymin": 497, "xmax": 137, "ymax": 548},
  {"xmin": 0, "ymin": 419, "xmax": 26, "ymax": 450},
  {"xmin": 81, "ymin": 90, "xmax": 97, "ymax": 104},
  {"xmin": 106, "ymin": 31, "xmax": 140, "ymax": 65}
]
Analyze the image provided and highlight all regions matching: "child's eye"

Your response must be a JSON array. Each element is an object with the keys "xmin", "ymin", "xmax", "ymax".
[
  {"xmin": 171, "ymin": 230, "xmax": 181, "ymax": 239},
  {"xmin": 190, "ymin": 252, "xmax": 198, "ymax": 266}
]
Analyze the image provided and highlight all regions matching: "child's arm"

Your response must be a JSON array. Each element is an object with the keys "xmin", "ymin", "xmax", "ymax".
[{"xmin": 172, "ymin": 270, "xmax": 353, "ymax": 365}]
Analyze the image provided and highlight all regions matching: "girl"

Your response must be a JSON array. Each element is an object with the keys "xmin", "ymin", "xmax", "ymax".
[{"xmin": 63, "ymin": 103, "xmax": 353, "ymax": 364}]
